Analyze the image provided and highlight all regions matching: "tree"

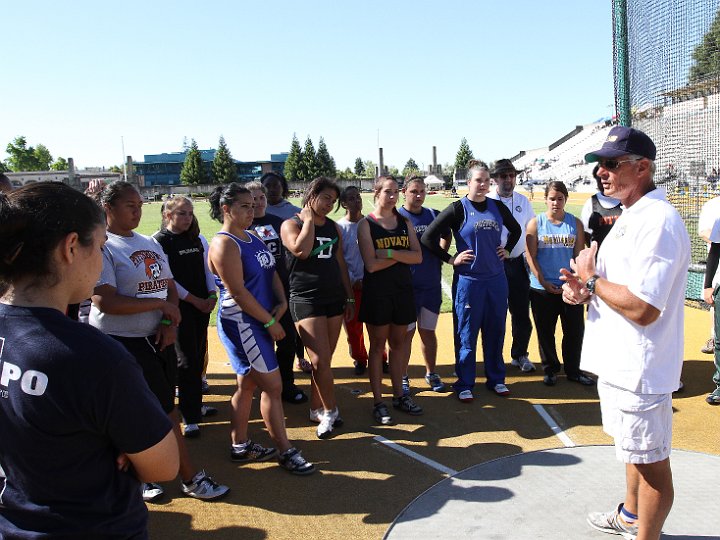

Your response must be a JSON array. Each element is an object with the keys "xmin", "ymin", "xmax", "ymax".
[
  {"xmin": 364, "ymin": 160, "xmax": 377, "ymax": 178},
  {"xmin": 283, "ymin": 134, "xmax": 302, "ymax": 182},
  {"xmin": 354, "ymin": 157, "xmax": 365, "ymax": 176},
  {"xmin": 34, "ymin": 144, "xmax": 53, "ymax": 170},
  {"xmin": 690, "ymin": 10, "xmax": 720, "ymax": 83},
  {"xmin": 5, "ymin": 136, "xmax": 42, "ymax": 171},
  {"xmin": 180, "ymin": 139, "xmax": 206, "ymax": 185},
  {"xmin": 109, "ymin": 165, "xmax": 124, "ymax": 174},
  {"xmin": 402, "ymin": 158, "xmax": 420, "ymax": 177},
  {"xmin": 51, "ymin": 156, "xmax": 68, "ymax": 171},
  {"xmin": 0, "ymin": 161, "xmax": 9, "ymax": 173},
  {"xmin": 336, "ymin": 167, "xmax": 355, "ymax": 180},
  {"xmin": 454, "ymin": 137, "xmax": 475, "ymax": 171},
  {"xmin": 316, "ymin": 137, "xmax": 336, "ymax": 177},
  {"xmin": 297, "ymin": 136, "xmax": 319, "ymax": 182},
  {"xmin": 212, "ymin": 136, "xmax": 237, "ymax": 184}
]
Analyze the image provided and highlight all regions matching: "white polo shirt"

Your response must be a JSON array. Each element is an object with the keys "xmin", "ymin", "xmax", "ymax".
[
  {"xmin": 488, "ymin": 190, "xmax": 535, "ymax": 258},
  {"xmin": 580, "ymin": 188, "xmax": 690, "ymax": 394},
  {"xmin": 698, "ymin": 196, "xmax": 720, "ymax": 241}
]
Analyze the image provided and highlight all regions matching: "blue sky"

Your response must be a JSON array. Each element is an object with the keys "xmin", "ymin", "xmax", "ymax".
[{"xmin": 1, "ymin": 1, "xmax": 615, "ymax": 171}]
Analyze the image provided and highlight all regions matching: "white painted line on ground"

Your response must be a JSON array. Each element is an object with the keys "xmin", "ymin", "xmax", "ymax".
[
  {"xmin": 533, "ymin": 404, "xmax": 576, "ymax": 447},
  {"xmin": 440, "ymin": 277, "xmax": 452, "ymax": 300},
  {"xmin": 374, "ymin": 435, "xmax": 458, "ymax": 476}
]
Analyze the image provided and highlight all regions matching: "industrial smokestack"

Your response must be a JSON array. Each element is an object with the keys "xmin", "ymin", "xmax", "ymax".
[
  {"xmin": 378, "ymin": 148, "xmax": 384, "ymax": 178},
  {"xmin": 432, "ymin": 146, "xmax": 437, "ymax": 173}
]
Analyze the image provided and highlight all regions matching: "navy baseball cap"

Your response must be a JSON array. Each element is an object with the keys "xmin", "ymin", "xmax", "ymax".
[{"xmin": 585, "ymin": 126, "xmax": 656, "ymax": 163}]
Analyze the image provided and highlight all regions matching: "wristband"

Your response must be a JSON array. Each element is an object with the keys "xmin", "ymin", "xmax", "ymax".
[
  {"xmin": 387, "ymin": 249, "xmax": 393, "ymax": 259},
  {"xmin": 160, "ymin": 318, "xmax": 172, "ymax": 326},
  {"xmin": 263, "ymin": 317, "xmax": 276, "ymax": 329},
  {"xmin": 208, "ymin": 292, "xmax": 217, "ymax": 300}
]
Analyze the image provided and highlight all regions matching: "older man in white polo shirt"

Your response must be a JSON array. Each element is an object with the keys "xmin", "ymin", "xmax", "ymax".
[{"xmin": 561, "ymin": 126, "xmax": 689, "ymax": 540}]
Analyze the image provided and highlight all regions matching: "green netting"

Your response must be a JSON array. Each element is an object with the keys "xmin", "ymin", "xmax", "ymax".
[{"xmin": 615, "ymin": 0, "xmax": 720, "ymax": 302}]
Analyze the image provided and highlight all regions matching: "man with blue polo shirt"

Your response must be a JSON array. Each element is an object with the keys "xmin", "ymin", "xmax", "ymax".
[{"xmin": 562, "ymin": 126, "xmax": 689, "ymax": 540}]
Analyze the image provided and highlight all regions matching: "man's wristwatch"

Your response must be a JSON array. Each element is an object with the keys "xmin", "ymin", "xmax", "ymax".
[{"xmin": 585, "ymin": 274, "xmax": 600, "ymax": 294}]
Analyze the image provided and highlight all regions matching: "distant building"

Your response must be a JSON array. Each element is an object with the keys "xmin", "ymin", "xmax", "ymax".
[{"xmin": 133, "ymin": 150, "xmax": 289, "ymax": 186}]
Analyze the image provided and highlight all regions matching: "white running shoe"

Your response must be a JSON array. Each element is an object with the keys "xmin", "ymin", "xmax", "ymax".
[
  {"xmin": 510, "ymin": 355, "xmax": 536, "ymax": 372},
  {"xmin": 142, "ymin": 482, "xmax": 164, "ymax": 502},
  {"xmin": 317, "ymin": 407, "xmax": 341, "ymax": 439},
  {"xmin": 181, "ymin": 470, "xmax": 229, "ymax": 501}
]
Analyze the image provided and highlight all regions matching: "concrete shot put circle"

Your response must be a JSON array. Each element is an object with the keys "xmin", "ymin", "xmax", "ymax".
[{"xmin": 385, "ymin": 445, "xmax": 720, "ymax": 539}]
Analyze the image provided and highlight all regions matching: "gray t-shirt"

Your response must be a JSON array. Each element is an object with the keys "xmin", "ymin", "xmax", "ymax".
[{"xmin": 89, "ymin": 232, "xmax": 174, "ymax": 337}]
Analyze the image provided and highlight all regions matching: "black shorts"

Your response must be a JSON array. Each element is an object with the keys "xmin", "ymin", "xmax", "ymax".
[
  {"xmin": 290, "ymin": 300, "xmax": 345, "ymax": 322},
  {"xmin": 111, "ymin": 335, "xmax": 177, "ymax": 414},
  {"xmin": 359, "ymin": 291, "xmax": 416, "ymax": 326}
]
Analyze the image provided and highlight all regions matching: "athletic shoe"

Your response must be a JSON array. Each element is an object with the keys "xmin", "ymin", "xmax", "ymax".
[
  {"xmin": 401, "ymin": 375, "xmax": 411, "ymax": 396},
  {"xmin": 567, "ymin": 373, "xmax": 596, "ymax": 386},
  {"xmin": 142, "ymin": 482, "xmax": 164, "ymax": 502},
  {"xmin": 201, "ymin": 405, "xmax": 218, "ymax": 417},
  {"xmin": 230, "ymin": 439, "xmax": 277, "ymax": 463},
  {"xmin": 510, "ymin": 355, "xmax": 536, "ymax": 372},
  {"xmin": 278, "ymin": 447, "xmax": 315, "ymax": 475},
  {"xmin": 493, "ymin": 383, "xmax": 510, "ymax": 396},
  {"xmin": 309, "ymin": 407, "xmax": 344, "ymax": 426},
  {"xmin": 201, "ymin": 378, "xmax": 210, "ymax": 394},
  {"xmin": 392, "ymin": 395, "xmax": 423, "ymax": 415},
  {"xmin": 183, "ymin": 423, "xmax": 200, "ymax": 438},
  {"xmin": 425, "ymin": 372, "xmax": 446, "ymax": 392},
  {"xmin": 586, "ymin": 503, "xmax": 638, "ymax": 539},
  {"xmin": 317, "ymin": 407, "xmax": 341, "ymax": 439},
  {"xmin": 382, "ymin": 361, "xmax": 389, "ymax": 374},
  {"xmin": 458, "ymin": 390, "xmax": 474, "ymax": 403},
  {"xmin": 706, "ymin": 391, "xmax": 720, "ymax": 405},
  {"xmin": 373, "ymin": 402, "xmax": 393, "ymax": 425},
  {"xmin": 296, "ymin": 357, "xmax": 313, "ymax": 373},
  {"xmin": 181, "ymin": 470, "xmax": 229, "ymax": 501},
  {"xmin": 701, "ymin": 337, "xmax": 714, "ymax": 354},
  {"xmin": 543, "ymin": 374, "xmax": 557, "ymax": 386},
  {"xmin": 281, "ymin": 385, "xmax": 308, "ymax": 404},
  {"xmin": 354, "ymin": 360, "xmax": 367, "ymax": 376}
]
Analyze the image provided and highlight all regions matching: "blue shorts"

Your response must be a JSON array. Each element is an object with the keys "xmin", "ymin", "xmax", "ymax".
[
  {"xmin": 413, "ymin": 286, "xmax": 442, "ymax": 316},
  {"xmin": 217, "ymin": 314, "xmax": 278, "ymax": 376}
]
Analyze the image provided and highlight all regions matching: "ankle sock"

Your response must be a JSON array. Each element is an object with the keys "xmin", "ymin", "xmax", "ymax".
[{"xmin": 619, "ymin": 504, "xmax": 638, "ymax": 524}]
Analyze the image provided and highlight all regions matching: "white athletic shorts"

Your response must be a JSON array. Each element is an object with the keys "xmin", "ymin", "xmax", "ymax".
[
  {"xmin": 597, "ymin": 380, "xmax": 672, "ymax": 464},
  {"xmin": 406, "ymin": 307, "xmax": 439, "ymax": 332}
]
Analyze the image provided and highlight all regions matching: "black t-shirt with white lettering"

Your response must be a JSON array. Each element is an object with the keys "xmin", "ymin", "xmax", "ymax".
[{"xmin": 0, "ymin": 304, "xmax": 172, "ymax": 539}]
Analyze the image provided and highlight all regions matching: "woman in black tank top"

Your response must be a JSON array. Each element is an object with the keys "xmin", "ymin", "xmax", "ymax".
[
  {"xmin": 357, "ymin": 176, "xmax": 423, "ymax": 425},
  {"xmin": 281, "ymin": 177, "xmax": 354, "ymax": 440}
]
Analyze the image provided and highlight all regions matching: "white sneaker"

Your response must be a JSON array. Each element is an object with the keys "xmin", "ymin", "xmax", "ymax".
[
  {"xmin": 200, "ymin": 405, "xmax": 218, "ymax": 417},
  {"xmin": 142, "ymin": 482, "xmax": 164, "ymax": 502},
  {"xmin": 511, "ymin": 355, "xmax": 536, "ymax": 372},
  {"xmin": 317, "ymin": 407, "xmax": 340, "ymax": 439},
  {"xmin": 181, "ymin": 470, "xmax": 229, "ymax": 500},
  {"xmin": 493, "ymin": 383, "xmax": 510, "ymax": 396},
  {"xmin": 309, "ymin": 407, "xmax": 344, "ymax": 426},
  {"xmin": 183, "ymin": 423, "xmax": 200, "ymax": 438},
  {"xmin": 458, "ymin": 390, "xmax": 474, "ymax": 403}
]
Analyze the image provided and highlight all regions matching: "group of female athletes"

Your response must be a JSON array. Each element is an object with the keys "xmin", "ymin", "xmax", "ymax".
[{"xmin": 0, "ymin": 164, "xmax": 594, "ymax": 538}]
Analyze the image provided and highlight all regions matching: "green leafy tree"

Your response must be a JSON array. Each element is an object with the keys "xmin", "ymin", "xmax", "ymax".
[
  {"xmin": 354, "ymin": 157, "xmax": 365, "ymax": 176},
  {"xmin": 34, "ymin": 144, "xmax": 53, "ymax": 170},
  {"xmin": 212, "ymin": 136, "xmax": 237, "ymax": 184},
  {"xmin": 5, "ymin": 136, "xmax": 42, "ymax": 171},
  {"xmin": 690, "ymin": 10, "xmax": 720, "ymax": 83},
  {"xmin": 180, "ymin": 139, "xmax": 206, "ymax": 185},
  {"xmin": 402, "ymin": 158, "xmax": 420, "ymax": 177},
  {"xmin": 109, "ymin": 165, "xmax": 124, "ymax": 174},
  {"xmin": 364, "ymin": 160, "xmax": 377, "ymax": 178},
  {"xmin": 298, "ymin": 136, "xmax": 319, "ymax": 182},
  {"xmin": 50, "ymin": 156, "xmax": 68, "ymax": 171},
  {"xmin": 283, "ymin": 134, "xmax": 302, "ymax": 182},
  {"xmin": 315, "ymin": 137, "xmax": 336, "ymax": 177},
  {"xmin": 388, "ymin": 166, "xmax": 399, "ymax": 177},
  {"xmin": 0, "ymin": 161, "xmax": 9, "ymax": 173},
  {"xmin": 336, "ymin": 167, "xmax": 355, "ymax": 180},
  {"xmin": 454, "ymin": 138, "xmax": 474, "ymax": 171}
]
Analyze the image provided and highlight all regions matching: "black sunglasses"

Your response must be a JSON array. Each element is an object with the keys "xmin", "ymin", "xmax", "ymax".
[{"xmin": 598, "ymin": 158, "xmax": 641, "ymax": 170}]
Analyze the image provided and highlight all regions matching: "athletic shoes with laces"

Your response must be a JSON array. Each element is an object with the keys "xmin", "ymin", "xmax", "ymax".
[
  {"xmin": 586, "ymin": 503, "xmax": 638, "ymax": 539},
  {"xmin": 493, "ymin": 383, "xmax": 510, "ymax": 396},
  {"xmin": 392, "ymin": 394, "xmax": 423, "ymax": 415},
  {"xmin": 201, "ymin": 405, "xmax": 218, "ymax": 417},
  {"xmin": 316, "ymin": 407, "xmax": 341, "ymax": 439},
  {"xmin": 142, "ymin": 482, "xmax": 164, "ymax": 502},
  {"xmin": 401, "ymin": 375, "xmax": 411, "ymax": 396},
  {"xmin": 458, "ymin": 390, "xmax": 474, "ymax": 403},
  {"xmin": 201, "ymin": 378, "xmax": 210, "ymax": 394},
  {"xmin": 425, "ymin": 372, "xmax": 446, "ymax": 392},
  {"xmin": 278, "ymin": 447, "xmax": 315, "ymax": 475},
  {"xmin": 309, "ymin": 407, "xmax": 345, "ymax": 426},
  {"xmin": 230, "ymin": 439, "xmax": 277, "ymax": 463},
  {"xmin": 510, "ymin": 355, "xmax": 536, "ymax": 372},
  {"xmin": 373, "ymin": 402, "xmax": 393, "ymax": 425},
  {"xmin": 701, "ymin": 337, "xmax": 714, "ymax": 354},
  {"xmin": 183, "ymin": 423, "xmax": 200, "ymax": 438},
  {"xmin": 706, "ymin": 390, "xmax": 720, "ymax": 405},
  {"xmin": 353, "ymin": 360, "xmax": 367, "ymax": 376},
  {"xmin": 181, "ymin": 470, "xmax": 229, "ymax": 501},
  {"xmin": 568, "ymin": 372, "xmax": 596, "ymax": 386}
]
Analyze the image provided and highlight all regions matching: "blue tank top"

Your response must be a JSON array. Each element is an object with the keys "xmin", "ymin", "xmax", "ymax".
[
  {"xmin": 455, "ymin": 197, "xmax": 505, "ymax": 279},
  {"xmin": 398, "ymin": 206, "xmax": 442, "ymax": 290},
  {"xmin": 529, "ymin": 212, "xmax": 577, "ymax": 289},
  {"xmin": 214, "ymin": 231, "xmax": 276, "ymax": 324}
]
